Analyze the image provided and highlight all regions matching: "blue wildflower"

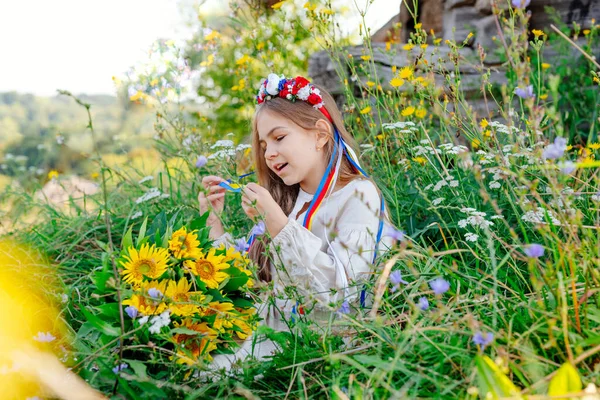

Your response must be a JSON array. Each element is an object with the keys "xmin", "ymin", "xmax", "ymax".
[
  {"xmin": 543, "ymin": 137, "xmax": 567, "ymax": 160},
  {"xmin": 429, "ymin": 278, "xmax": 450, "ymax": 295},
  {"xmin": 147, "ymin": 288, "xmax": 163, "ymax": 299},
  {"xmin": 338, "ymin": 300, "xmax": 350, "ymax": 315},
  {"xmin": 112, "ymin": 362, "xmax": 129, "ymax": 374},
  {"xmin": 524, "ymin": 244, "xmax": 544, "ymax": 258},
  {"xmin": 390, "ymin": 270, "xmax": 408, "ymax": 285},
  {"xmin": 511, "ymin": 0, "xmax": 530, "ymax": 8},
  {"xmin": 251, "ymin": 221, "xmax": 266, "ymax": 236},
  {"xmin": 418, "ymin": 296, "xmax": 429, "ymax": 311},
  {"xmin": 195, "ymin": 155, "xmax": 208, "ymax": 168},
  {"xmin": 559, "ymin": 161, "xmax": 576, "ymax": 175},
  {"xmin": 514, "ymin": 85, "xmax": 534, "ymax": 99},
  {"xmin": 472, "ymin": 331, "xmax": 494, "ymax": 349},
  {"xmin": 124, "ymin": 306, "xmax": 138, "ymax": 319},
  {"xmin": 385, "ymin": 225, "xmax": 405, "ymax": 242},
  {"xmin": 234, "ymin": 237, "xmax": 248, "ymax": 253}
]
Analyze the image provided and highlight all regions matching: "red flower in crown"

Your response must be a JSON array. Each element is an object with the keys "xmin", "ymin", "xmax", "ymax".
[{"xmin": 256, "ymin": 73, "xmax": 324, "ymax": 108}]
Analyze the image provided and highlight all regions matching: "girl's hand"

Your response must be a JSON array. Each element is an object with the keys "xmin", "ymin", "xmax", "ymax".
[
  {"xmin": 241, "ymin": 183, "xmax": 288, "ymax": 237},
  {"xmin": 198, "ymin": 175, "xmax": 227, "ymax": 222}
]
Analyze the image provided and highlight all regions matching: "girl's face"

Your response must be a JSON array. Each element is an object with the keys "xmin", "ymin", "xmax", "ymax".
[{"xmin": 256, "ymin": 110, "xmax": 329, "ymax": 194}]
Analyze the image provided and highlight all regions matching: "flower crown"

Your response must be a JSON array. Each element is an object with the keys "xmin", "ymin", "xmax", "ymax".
[{"xmin": 256, "ymin": 73, "xmax": 334, "ymax": 122}]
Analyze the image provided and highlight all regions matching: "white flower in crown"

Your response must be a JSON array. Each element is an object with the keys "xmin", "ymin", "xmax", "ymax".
[
  {"xmin": 266, "ymin": 73, "xmax": 281, "ymax": 96},
  {"xmin": 297, "ymin": 85, "xmax": 311, "ymax": 101}
]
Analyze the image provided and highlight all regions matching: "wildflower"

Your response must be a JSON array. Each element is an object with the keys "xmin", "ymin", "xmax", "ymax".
[
  {"xmin": 337, "ymin": 300, "xmax": 350, "ymax": 314},
  {"xmin": 514, "ymin": 85, "xmax": 534, "ymax": 99},
  {"xmin": 559, "ymin": 161, "xmax": 576, "ymax": 175},
  {"xmin": 543, "ymin": 137, "xmax": 567, "ymax": 160},
  {"xmin": 472, "ymin": 331, "xmax": 494, "ymax": 349},
  {"xmin": 465, "ymin": 233, "xmax": 479, "ymax": 242},
  {"xmin": 234, "ymin": 238, "xmax": 248, "ymax": 253},
  {"xmin": 415, "ymin": 108, "xmax": 427, "ymax": 118},
  {"xmin": 532, "ymin": 29, "xmax": 545, "ymax": 38},
  {"xmin": 135, "ymin": 187, "xmax": 163, "ymax": 204},
  {"xmin": 480, "ymin": 119, "xmax": 489, "ymax": 129},
  {"xmin": 403, "ymin": 43, "xmax": 414, "ymax": 51},
  {"xmin": 524, "ymin": 243, "xmax": 544, "ymax": 258},
  {"xmin": 112, "ymin": 363, "xmax": 129, "ymax": 374},
  {"xmin": 360, "ymin": 106, "xmax": 372, "ymax": 114},
  {"xmin": 169, "ymin": 227, "xmax": 201, "ymax": 259},
  {"xmin": 123, "ymin": 281, "xmax": 168, "ymax": 316},
  {"xmin": 56, "ymin": 134, "xmax": 65, "ymax": 145},
  {"xmin": 398, "ymin": 67, "xmax": 413, "ymax": 80},
  {"xmin": 385, "ymin": 225, "xmax": 404, "ymax": 241},
  {"xmin": 418, "ymin": 297, "xmax": 429, "ymax": 311},
  {"xmin": 148, "ymin": 310, "xmax": 171, "ymax": 334},
  {"xmin": 592, "ymin": 192, "xmax": 600, "ymax": 202},
  {"xmin": 251, "ymin": 221, "xmax": 266, "ymax": 236},
  {"xmin": 148, "ymin": 288, "xmax": 163, "ymax": 299},
  {"xmin": 131, "ymin": 211, "xmax": 143, "ymax": 220},
  {"xmin": 138, "ymin": 316, "xmax": 149, "ymax": 325},
  {"xmin": 429, "ymin": 278, "xmax": 450, "ymax": 295},
  {"xmin": 48, "ymin": 170, "xmax": 59, "ymax": 180},
  {"xmin": 511, "ymin": 0, "xmax": 530, "ymax": 8},
  {"xmin": 432, "ymin": 197, "xmax": 445, "ymax": 206},
  {"xmin": 125, "ymin": 305, "xmax": 138, "ymax": 319},
  {"xmin": 390, "ymin": 77, "xmax": 405, "ymax": 87},
  {"xmin": 195, "ymin": 155, "xmax": 208, "ymax": 168},
  {"xmin": 401, "ymin": 106, "xmax": 415, "ymax": 117},
  {"xmin": 541, "ymin": 63, "xmax": 551, "ymax": 70},
  {"xmin": 120, "ymin": 243, "xmax": 170, "ymax": 285},
  {"xmin": 361, "ymin": 55, "xmax": 371, "ymax": 61},
  {"xmin": 33, "ymin": 332, "xmax": 56, "ymax": 343},
  {"xmin": 390, "ymin": 270, "xmax": 408, "ymax": 285},
  {"xmin": 184, "ymin": 248, "xmax": 230, "ymax": 289}
]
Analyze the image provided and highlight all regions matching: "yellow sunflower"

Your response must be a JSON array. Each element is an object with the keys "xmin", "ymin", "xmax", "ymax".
[
  {"xmin": 120, "ymin": 243, "xmax": 169, "ymax": 285},
  {"xmin": 122, "ymin": 280, "xmax": 167, "ymax": 316},
  {"xmin": 231, "ymin": 307, "xmax": 257, "ymax": 340},
  {"xmin": 183, "ymin": 248, "xmax": 230, "ymax": 289},
  {"xmin": 173, "ymin": 318, "xmax": 218, "ymax": 364},
  {"xmin": 216, "ymin": 244, "xmax": 252, "ymax": 268},
  {"xmin": 203, "ymin": 301, "xmax": 236, "ymax": 333},
  {"xmin": 165, "ymin": 277, "xmax": 204, "ymax": 317},
  {"xmin": 168, "ymin": 227, "xmax": 201, "ymax": 259}
]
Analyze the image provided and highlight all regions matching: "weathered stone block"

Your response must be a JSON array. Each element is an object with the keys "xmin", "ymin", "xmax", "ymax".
[
  {"xmin": 529, "ymin": 0, "xmax": 600, "ymax": 31},
  {"xmin": 474, "ymin": 0, "xmax": 510, "ymax": 14},
  {"xmin": 443, "ymin": 6, "xmax": 482, "ymax": 42},
  {"xmin": 444, "ymin": 0, "xmax": 476, "ymax": 10},
  {"xmin": 474, "ymin": 14, "xmax": 504, "ymax": 63}
]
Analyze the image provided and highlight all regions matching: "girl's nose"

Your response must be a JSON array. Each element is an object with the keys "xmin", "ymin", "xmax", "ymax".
[{"xmin": 264, "ymin": 145, "xmax": 278, "ymax": 159}]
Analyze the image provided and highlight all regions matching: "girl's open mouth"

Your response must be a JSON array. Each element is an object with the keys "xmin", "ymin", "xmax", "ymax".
[{"xmin": 275, "ymin": 163, "xmax": 288, "ymax": 174}]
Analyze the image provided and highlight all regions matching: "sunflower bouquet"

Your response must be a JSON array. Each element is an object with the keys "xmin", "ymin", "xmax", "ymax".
[{"xmin": 115, "ymin": 214, "xmax": 258, "ymax": 366}]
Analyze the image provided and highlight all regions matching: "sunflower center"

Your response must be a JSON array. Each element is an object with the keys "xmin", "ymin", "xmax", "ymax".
[
  {"xmin": 195, "ymin": 260, "xmax": 215, "ymax": 279},
  {"xmin": 136, "ymin": 259, "xmax": 156, "ymax": 275},
  {"xmin": 174, "ymin": 293, "xmax": 188, "ymax": 303}
]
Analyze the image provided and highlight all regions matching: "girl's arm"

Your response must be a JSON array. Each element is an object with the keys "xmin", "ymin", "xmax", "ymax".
[{"xmin": 268, "ymin": 181, "xmax": 390, "ymax": 308}]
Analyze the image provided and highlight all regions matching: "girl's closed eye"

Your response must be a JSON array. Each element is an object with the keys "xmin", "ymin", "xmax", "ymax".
[{"xmin": 276, "ymin": 136, "xmax": 285, "ymax": 142}]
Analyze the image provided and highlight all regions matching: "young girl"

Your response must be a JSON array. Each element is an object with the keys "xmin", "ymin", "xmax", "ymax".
[{"xmin": 198, "ymin": 73, "xmax": 396, "ymax": 365}]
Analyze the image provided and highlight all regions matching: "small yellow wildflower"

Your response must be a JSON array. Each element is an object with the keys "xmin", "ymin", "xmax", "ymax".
[
  {"xmin": 415, "ymin": 108, "xmax": 427, "ymax": 118},
  {"xmin": 244, "ymin": 148, "xmax": 252, "ymax": 157},
  {"xmin": 583, "ymin": 29, "xmax": 591, "ymax": 35},
  {"xmin": 360, "ymin": 106, "xmax": 372, "ymax": 114},
  {"xmin": 392, "ymin": 65, "xmax": 397, "ymax": 73},
  {"xmin": 412, "ymin": 156, "xmax": 427, "ymax": 165},
  {"xmin": 200, "ymin": 54, "xmax": 215, "ymax": 67},
  {"xmin": 399, "ymin": 67, "xmax": 413, "ymax": 80},
  {"xmin": 414, "ymin": 23, "xmax": 422, "ymax": 30},
  {"xmin": 403, "ymin": 43, "xmax": 414, "ymax": 51},
  {"xmin": 236, "ymin": 54, "xmax": 252, "ymax": 65},
  {"xmin": 376, "ymin": 134, "xmax": 384, "ymax": 141},
  {"xmin": 303, "ymin": 2, "xmax": 317, "ymax": 11},
  {"xmin": 361, "ymin": 55, "xmax": 371, "ymax": 61},
  {"xmin": 256, "ymin": 42, "xmax": 264, "ymax": 50},
  {"xmin": 466, "ymin": 32, "xmax": 474, "ymax": 40},
  {"xmin": 401, "ymin": 106, "xmax": 415, "ymax": 117},
  {"xmin": 366, "ymin": 81, "xmax": 375, "ymax": 87},
  {"xmin": 347, "ymin": 53, "xmax": 353, "ymax": 58},
  {"xmin": 386, "ymin": 42, "xmax": 391, "ymax": 51},
  {"xmin": 321, "ymin": 8, "xmax": 334, "ymax": 15},
  {"xmin": 541, "ymin": 63, "xmax": 551, "ymax": 70},
  {"xmin": 593, "ymin": 76, "xmax": 600, "ymax": 85},
  {"xmin": 588, "ymin": 143, "xmax": 600, "ymax": 150},
  {"xmin": 204, "ymin": 30, "xmax": 221, "ymax": 41},
  {"xmin": 480, "ymin": 118, "xmax": 489, "ymax": 129},
  {"xmin": 129, "ymin": 91, "xmax": 143, "ymax": 102},
  {"xmin": 434, "ymin": 38, "xmax": 442, "ymax": 45},
  {"xmin": 150, "ymin": 78, "xmax": 159, "ymax": 87},
  {"xmin": 377, "ymin": 84, "xmax": 383, "ymax": 91},
  {"xmin": 483, "ymin": 129, "xmax": 492, "ymax": 138},
  {"xmin": 91, "ymin": 172, "xmax": 100, "ymax": 180},
  {"xmin": 420, "ymin": 44, "xmax": 429, "ymax": 49},
  {"xmin": 472, "ymin": 139, "xmax": 481, "ymax": 149},
  {"xmin": 532, "ymin": 29, "xmax": 544, "ymax": 38},
  {"xmin": 540, "ymin": 94, "xmax": 548, "ymax": 100},
  {"xmin": 48, "ymin": 170, "xmax": 59, "ymax": 180},
  {"xmin": 390, "ymin": 77, "xmax": 405, "ymax": 88},
  {"xmin": 271, "ymin": 1, "xmax": 285, "ymax": 9}
]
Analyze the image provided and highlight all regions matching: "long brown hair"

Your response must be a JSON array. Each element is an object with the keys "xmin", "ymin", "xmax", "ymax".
[{"xmin": 249, "ymin": 84, "xmax": 388, "ymax": 281}]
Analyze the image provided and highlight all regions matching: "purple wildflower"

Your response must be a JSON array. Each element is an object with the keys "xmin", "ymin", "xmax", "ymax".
[
  {"xmin": 514, "ymin": 85, "xmax": 534, "ymax": 99},
  {"xmin": 429, "ymin": 278, "xmax": 450, "ymax": 295},
  {"xmin": 543, "ymin": 137, "xmax": 567, "ymax": 160},
  {"xmin": 385, "ymin": 225, "xmax": 405, "ymax": 242},
  {"xmin": 559, "ymin": 161, "xmax": 576, "ymax": 175},
  {"xmin": 511, "ymin": 0, "xmax": 530, "ymax": 8},
  {"xmin": 338, "ymin": 300, "xmax": 350, "ymax": 314},
  {"xmin": 195, "ymin": 155, "xmax": 208, "ymax": 168},
  {"xmin": 112, "ymin": 362, "xmax": 129, "ymax": 374},
  {"xmin": 390, "ymin": 270, "xmax": 408, "ymax": 285},
  {"xmin": 147, "ymin": 288, "xmax": 163, "ymax": 299},
  {"xmin": 251, "ymin": 221, "xmax": 266, "ymax": 236},
  {"xmin": 418, "ymin": 296, "xmax": 429, "ymax": 311},
  {"xmin": 33, "ymin": 332, "xmax": 56, "ymax": 343},
  {"xmin": 234, "ymin": 237, "xmax": 248, "ymax": 253},
  {"xmin": 472, "ymin": 331, "xmax": 494, "ymax": 349},
  {"xmin": 524, "ymin": 243, "xmax": 544, "ymax": 258},
  {"xmin": 125, "ymin": 306, "xmax": 138, "ymax": 319}
]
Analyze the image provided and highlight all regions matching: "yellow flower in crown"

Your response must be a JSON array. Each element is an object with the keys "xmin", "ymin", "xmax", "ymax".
[
  {"xmin": 172, "ymin": 319, "xmax": 218, "ymax": 364},
  {"xmin": 123, "ymin": 280, "xmax": 168, "ymax": 316},
  {"xmin": 183, "ymin": 248, "xmax": 230, "ymax": 289},
  {"xmin": 168, "ymin": 227, "xmax": 201, "ymax": 259},
  {"xmin": 120, "ymin": 243, "xmax": 170, "ymax": 285},
  {"xmin": 165, "ymin": 277, "xmax": 204, "ymax": 317}
]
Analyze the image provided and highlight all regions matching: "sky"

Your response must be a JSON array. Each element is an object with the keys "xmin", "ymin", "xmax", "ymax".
[{"xmin": 0, "ymin": 0, "xmax": 401, "ymax": 96}]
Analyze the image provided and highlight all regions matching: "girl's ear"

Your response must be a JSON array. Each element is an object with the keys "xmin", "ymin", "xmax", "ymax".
[{"xmin": 314, "ymin": 119, "xmax": 332, "ymax": 150}]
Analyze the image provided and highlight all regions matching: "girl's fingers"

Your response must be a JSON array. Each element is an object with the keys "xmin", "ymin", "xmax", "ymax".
[
  {"xmin": 208, "ymin": 185, "xmax": 226, "ymax": 194},
  {"xmin": 202, "ymin": 175, "xmax": 226, "ymax": 188}
]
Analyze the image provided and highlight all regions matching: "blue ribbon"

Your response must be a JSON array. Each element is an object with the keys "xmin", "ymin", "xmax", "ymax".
[{"xmin": 218, "ymin": 171, "xmax": 255, "ymax": 192}]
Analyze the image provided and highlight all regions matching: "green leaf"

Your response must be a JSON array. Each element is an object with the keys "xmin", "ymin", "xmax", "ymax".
[
  {"xmin": 97, "ymin": 303, "xmax": 120, "ymax": 319},
  {"xmin": 125, "ymin": 359, "xmax": 148, "ymax": 380},
  {"xmin": 121, "ymin": 225, "xmax": 134, "ymax": 254},
  {"xmin": 136, "ymin": 217, "xmax": 148, "ymax": 247},
  {"xmin": 190, "ymin": 213, "xmax": 208, "ymax": 232},
  {"xmin": 232, "ymin": 297, "xmax": 254, "ymax": 309},
  {"xmin": 170, "ymin": 327, "xmax": 203, "ymax": 336},
  {"xmin": 93, "ymin": 271, "xmax": 113, "ymax": 294},
  {"xmin": 80, "ymin": 307, "xmax": 121, "ymax": 337},
  {"xmin": 475, "ymin": 355, "xmax": 522, "ymax": 400},
  {"xmin": 548, "ymin": 362, "xmax": 582, "ymax": 399}
]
